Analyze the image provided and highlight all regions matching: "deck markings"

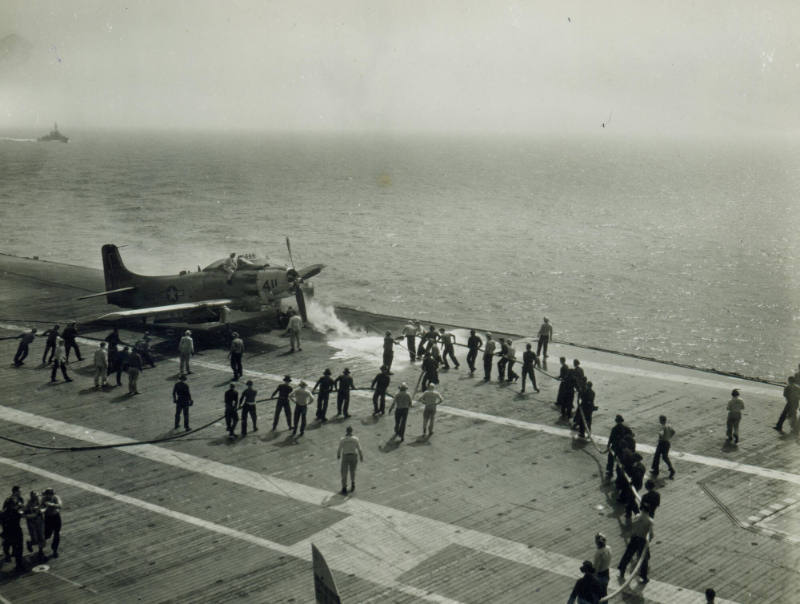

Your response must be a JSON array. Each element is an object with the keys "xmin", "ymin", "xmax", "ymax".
[{"xmin": 0, "ymin": 406, "xmax": 738, "ymax": 604}]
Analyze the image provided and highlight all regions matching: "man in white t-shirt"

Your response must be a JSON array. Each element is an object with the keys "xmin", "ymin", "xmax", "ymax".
[
  {"xmin": 418, "ymin": 384, "xmax": 443, "ymax": 437},
  {"xmin": 337, "ymin": 426, "xmax": 364, "ymax": 495}
]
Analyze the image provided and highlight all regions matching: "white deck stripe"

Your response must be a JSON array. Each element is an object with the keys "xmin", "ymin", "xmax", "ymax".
[{"xmin": 0, "ymin": 406, "xmax": 737, "ymax": 604}]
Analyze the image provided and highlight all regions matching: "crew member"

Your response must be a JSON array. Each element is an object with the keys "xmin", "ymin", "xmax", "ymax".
[
  {"xmin": 566, "ymin": 560, "xmax": 602, "ymax": 604},
  {"xmin": 575, "ymin": 381, "xmax": 597, "ymax": 438},
  {"xmin": 520, "ymin": 343, "xmax": 540, "ymax": 393},
  {"xmin": 286, "ymin": 310, "xmax": 303, "ymax": 352},
  {"xmin": 420, "ymin": 352, "xmax": 439, "ymax": 392},
  {"xmin": 239, "ymin": 380, "xmax": 258, "ymax": 436},
  {"xmin": 337, "ymin": 426, "xmax": 364, "ymax": 495},
  {"xmin": 572, "ymin": 359, "xmax": 587, "ymax": 404},
  {"xmin": 104, "ymin": 327, "xmax": 122, "ymax": 377},
  {"xmin": 334, "ymin": 368, "xmax": 355, "ymax": 417},
  {"xmin": 62, "ymin": 322, "xmax": 82, "ymax": 362},
  {"xmin": 93, "ymin": 342, "xmax": 109, "ymax": 388},
  {"xmin": 136, "ymin": 332, "xmax": 156, "ymax": 368},
  {"xmin": 50, "ymin": 338, "xmax": 72, "ymax": 383},
  {"xmin": 223, "ymin": 383, "xmax": 239, "ymax": 437},
  {"xmin": 271, "ymin": 375, "xmax": 293, "ymax": 431},
  {"xmin": 13, "ymin": 328, "xmax": 37, "ymax": 367},
  {"xmin": 371, "ymin": 366, "xmax": 391, "ymax": 415},
  {"xmin": 41, "ymin": 487, "xmax": 62, "ymax": 559},
  {"xmin": 223, "ymin": 252, "xmax": 237, "ymax": 283},
  {"xmin": 496, "ymin": 338, "xmax": 509, "ymax": 382},
  {"xmin": 127, "ymin": 348, "xmax": 143, "ymax": 395},
  {"xmin": 617, "ymin": 510, "xmax": 653, "ymax": 584},
  {"xmin": 774, "ymin": 376, "xmax": 800, "ymax": 433},
  {"xmin": 593, "ymin": 533, "xmax": 612, "ymax": 599},
  {"xmin": 388, "ymin": 383, "xmax": 412, "ymax": 442},
  {"xmin": 650, "ymin": 415, "xmax": 676, "ymax": 478},
  {"xmin": 24, "ymin": 491, "xmax": 45, "ymax": 562},
  {"xmin": 505, "ymin": 340, "xmax": 518, "ymax": 382},
  {"xmin": 606, "ymin": 415, "xmax": 633, "ymax": 479},
  {"xmin": 42, "ymin": 324, "xmax": 59, "ymax": 364},
  {"xmin": 641, "ymin": 480, "xmax": 661, "ymax": 518},
  {"xmin": 1, "ymin": 486, "xmax": 25, "ymax": 571},
  {"xmin": 172, "ymin": 374, "xmax": 192, "ymax": 431},
  {"xmin": 229, "ymin": 332, "xmax": 244, "ymax": 380},
  {"xmin": 417, "ymin": 325, "xmax": 437, "ymax": 358},
  {"xmin": 313, "ymin": 368, "xmax": 335, "ymax": 422},
  {"xmin": 383, "ymin": 331, "xmax": 395, "ymax": 373},
  {"xmin": 401, "ymin": 321, "xmax": 419, "ymax": 362},
  {"xmin": 115, "ymin": 346, "xmax": 130, "ymax": 387},
  {"xmin": 290, "ymin": 381, "xmax": 313, "ymax": 437},
  {"xmin": 178, "ymin": 330, "xmax": 194, "ymax": 376},
  {"xmin": 439, "ymin": 328, "xmax": 460, "ymax": 369},
  {"xmin": 536, "ymin": 317, "xmax": 552, "ymax": 359},
  {"xmin": 419, "ymin": 384, "xmax": 443, "ymax": 437},
  {"xmin": 483, "ymin": 333, "xmax": 496, "ymax": 381},
  {"xmin": 466, "ymin": 329, "xmax": 483, "ymax": 376},
  {"xmin": 726, "ymin": 389, "xmax": 744, "ymax": 444},
  {"xmin": 557, "ymin": 357, "xmax": 576, "ymax": 420}
]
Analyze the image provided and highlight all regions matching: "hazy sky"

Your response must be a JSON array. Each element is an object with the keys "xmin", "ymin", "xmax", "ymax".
[{"xmin": 1, "ymin": 0, "xmax": 798, "ymax": 135}]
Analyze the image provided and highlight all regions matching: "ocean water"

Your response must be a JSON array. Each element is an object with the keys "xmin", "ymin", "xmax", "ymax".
[{"xmin": 1, "ymin": 131, "xmax": 798, "ymax": 381}]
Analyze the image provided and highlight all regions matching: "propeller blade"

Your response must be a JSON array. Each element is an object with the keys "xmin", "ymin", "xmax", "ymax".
[
  {"xmin": 295, "ymin": 286, "xmax": 308, "ymax": 323},
  {"xmin": 297, "ymin": 263, "xmax": 325, "ymax": 281},
  {"xmin": 286, "ymin": 237, "xmax": 295, "ymax": 268}
]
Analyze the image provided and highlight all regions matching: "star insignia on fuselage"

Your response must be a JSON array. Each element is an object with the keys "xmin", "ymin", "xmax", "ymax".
[{"xmin": 165, "ymin": 286, "xmax": 183, "ymax": 302}]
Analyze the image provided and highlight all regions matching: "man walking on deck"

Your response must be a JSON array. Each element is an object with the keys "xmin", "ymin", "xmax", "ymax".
[
  {"xmin": 536, "ymin": 317, "xmax": 552, "ymax": 359},
  {"xmin": 606, "ymin": 415, "xmax": 633, "ymax": 480},
  {"xmin": 466, "ymin": 329, "xmax": 483, "ymax": 375},
  {"xmin": 383, "ymin": 331, "xmax": 395, "ymax": 373},
  {"xmin": 62, "ymin": 322, "xmax": 81, "ymax": 362},
  {"xmin": 483, "ymin": 333, "xmax": 496, "ymax": 382},
  {"xmin": 286, "ymin": 310, "xmax": 303, "ymax": 352},
  {"xmin": 419, "ymin": 384, "xmax": 443, "ymax": 437},
  {"xmin": 440, "ymin": 328, "xmax": 460, "ymax": 370},
  {"xmin": 41, "ymin": 488, "xmax": 62, "ymax": 559},
  {"xmin": 50, "ymin": 338, "xmax": 72, "ymax": 383},
  {"xmin": 726, "ymin": 389, "xmax": 744, "ymax": 444},
  {"xmin": 172, "ymin": 374, "xmax": 192, "ymax": 431},
  {"xmin": 337, "ymin": 426, "xmax": 364, "ymax": 495},
  {"xmin": 617, "ymin": 511, "xmax": 654, "ymax": 584},
  {"xmin": 126, "ymin": 348, "xmax": 143, "ymax": 394},
  {"xmin": 334, "ymin": 368, "xmax": 355, "ymax": 417},
  {"xmin": 115, "ymin": 346, "xmax": 130, "ymax": 387},
  {"xmin": 650, "ymin": 415, "xmax": 676, "ymax": 478},
  {"xmin": 224, "ymin": 383, "xmax": 239, "ymax": 437},
  {"xmin": 229, "ymin": 332, "xmax": 244, "ymax": 380},
  {"xmin": 774, "ymin": 376, "xmax": 800, "ymax": 433}
]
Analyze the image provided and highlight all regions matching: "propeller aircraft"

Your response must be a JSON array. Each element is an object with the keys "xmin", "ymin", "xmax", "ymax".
[{"xmin": 79, "ymin": 240, "xmax": 324, "ymax": 325}]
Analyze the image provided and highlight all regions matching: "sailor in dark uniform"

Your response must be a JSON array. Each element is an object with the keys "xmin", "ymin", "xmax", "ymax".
[
  {"xmin": 313, "ymin": 368, "xmax": 335, "ymax": 422},
  {"xmin": 334, "ymin": 368, "xmax": 355, "ymax": 417},
  {"xmin": 42, "ymin": 325, "xmax": 59, "ymax": 364}
]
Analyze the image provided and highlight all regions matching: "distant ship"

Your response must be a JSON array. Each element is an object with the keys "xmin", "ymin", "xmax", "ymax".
[{"xmin": 37, "ymin": 122, "xmax": 69, "ymax": 143}]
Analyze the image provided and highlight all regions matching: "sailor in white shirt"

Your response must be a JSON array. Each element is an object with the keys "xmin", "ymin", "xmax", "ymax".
[{"xmin": 337, "ymin": 426, "xmax": 364, "ymax": 494}]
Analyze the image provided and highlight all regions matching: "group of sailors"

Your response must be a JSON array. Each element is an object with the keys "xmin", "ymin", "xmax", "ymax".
[{"xmin": 1, "ymin": 486, "xmax": 62, "ymax": 572}]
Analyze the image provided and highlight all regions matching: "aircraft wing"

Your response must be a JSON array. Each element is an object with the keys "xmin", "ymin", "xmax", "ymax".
[{"xmin": 98, "ymin": 299, "xmax": 234, "ymax": 321}]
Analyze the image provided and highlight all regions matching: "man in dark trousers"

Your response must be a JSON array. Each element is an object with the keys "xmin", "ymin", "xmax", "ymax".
[
  {"xmin": 420, "ymin": 353, "xmax": 439, "ymax": 392},
  {"xmin": 466, "ymin": 329, "xmax": 483, "ymax": 375},
  {"xmin": 239, "ymin": 380, "xmax": 258, "ymax": 436},
  {"xmin": 172, "ymin": 374, "xmax": 192, "ymax": 431},
  {"xmin": 223, "ymin": 383, "xmax": 239, "ymax": 437},
  {"xmin": 388, "ymin": 383, "xmax": 412, "ymax": 442},
  {"xmin": 104, "ymin": 327, "xmax": 122, "ymax": 378},
  {"xmin": 2, "ymin": 486, "xmax": 25, "ymax": 571},
  {"xmin": 41, "ymin": 487, "xmax": 62, "ymax": 559},
  {"xmin": 519, "ymin": 343, "xmax": 540, "ymax": 393},
  {"xmin": 566, "ymin": 560, "xmax": 603, "ymax": 604},
  {"xmin": 115, "ymin": 346, "xmax": 130, "ymax": 387},
  {"xmin": 136, "ymin": 332, "xmax": 156, "ymax": 368},
  {"xmin": 229, "ymin": 332, "xmax": 245, "ymax": 380},
  {"xmin": 417, "ymin": 325, "xmax": 437, "ymax": 359},
  {"xmin": 371, "ymin": 365, "xmax": 391, "ymax": 415},
  {"xmin": 312, "ymin": 368, "xmax": 335, "ymax": 422},
  {"xmin": 271, "ymin": 375, "xmax": 293, "ymax": 431},
  {"xmin": 496, "ymin": 338, "xmax": 509, "ymax": 382},
  {"xmin": 42, "ymin": 324, "xmax": 59, "ymax": 364},
  {"xmin": 618, "ymin": 510, "xmax": 653, "ymax": 584},
  {"xmin": 439, "ymin": 328, "xmax": 460, "ymax": 370},
  {"xmin": 774, "ymin": 376, "xmax": 800, "ymax": 433},
  {"xmin": 334, "ymin": 368, "xmax": 355, "ymax": 417},
  {"xmin": 640, "ymin": 480, "xmax": 661, "ymax": 518},
  {"xmin": 483, "ymin": 333, "xmax": 496, "ymax": 382},
  {"xmin": 606, "ymin": 415, "xmax": 634, "ymax": 480},
  {"xmin": 13, "ymin": 328, "xmax": 37, "ymax": 366},
  {"xmin": 50, "ymin": 338, "xmax": 72, "ymax": 383},
  {"xmin": 62, "ymin": 322, "xmax": 82, "ymax": 362},
  {"xmin": 650, "ymin": 415, "xmax": 676, "ymax": 479},
  {"xmin": 401, "ymin": 321, "xmax": 419, "ymax": 362},
  {"xmin": 575, "ymin": 381, "xmax": 597, "ymax": 438},
  {"xmin": 382, "ymin": 332, "xmax": 395, "ymax": 373}
]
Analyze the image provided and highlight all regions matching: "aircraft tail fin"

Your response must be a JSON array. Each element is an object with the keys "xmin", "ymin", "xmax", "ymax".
[{"xmin": 101, "ymin": 244, "xmax": 137, "ymax": 305}]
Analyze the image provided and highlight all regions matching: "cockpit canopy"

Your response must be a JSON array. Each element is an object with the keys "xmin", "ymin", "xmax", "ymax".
[{"xmin": 202, "ymin": 253, "xmax": 273, "ymax": 272}]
